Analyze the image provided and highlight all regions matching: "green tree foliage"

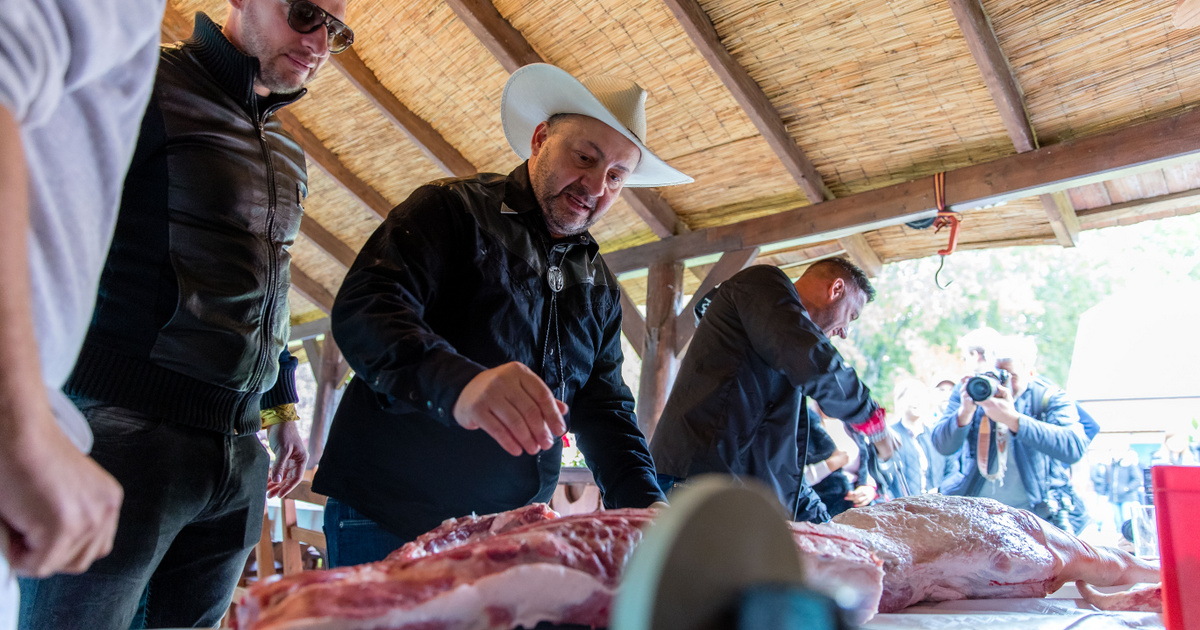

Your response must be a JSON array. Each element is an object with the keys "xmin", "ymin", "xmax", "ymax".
[{"xmin": 836, "ymin": 212, "xmax": 1200, "ymax": 405}]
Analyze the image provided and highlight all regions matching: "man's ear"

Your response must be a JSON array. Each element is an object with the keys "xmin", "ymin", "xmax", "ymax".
[
  {"xmin": 529, "ymin": 121, "xmax": 551, "ymax": 158},
  {"xmin": 828, "ymin": 277, "xmax": 846, "ymax": 303},
  {"xmin": 229, "ymin": 0, "xmax": 246, "ymax": 10}
]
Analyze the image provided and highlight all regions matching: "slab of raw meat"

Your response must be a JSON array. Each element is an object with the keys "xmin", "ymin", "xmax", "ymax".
[
  {"xmin": 388, "ymin": 503, "xmax": 560, "ymax": 562},
  {"xmin": 235, "ymin": 509, "xmax": 654, "ymax": 630},
  {"xmin": 831, "ymin": 494, "xmax": 1162, "ymax": 613}
]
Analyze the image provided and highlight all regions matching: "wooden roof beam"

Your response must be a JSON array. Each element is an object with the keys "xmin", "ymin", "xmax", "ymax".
[
  {"xmin": 663, "ymin": 0, "xmax": 831, "ymax": 204},
  {"xmin": 445, "ymin": 0, "xmax": 690, "ymax": 238},
  {"xmin": 290, "ymin": 267, "xmax": 335, "ymax": 314},
  {"xmin": 274, "ymin": 109, "xmax": 392, "ymax": 222},
  {"xmin": 949, "ymin": 0, "xmax": 1080, "ymax": 247},
  {"xmin": 300, "ymin": 218, "xmax": 358, "ymax": 268},
  {"xmin": 662, "ymin": 0, "xmax": 881, "ymax": 269},
  {"xmin": 603, "ymin": 106, "xmax": 1200, "ymax": 273},
  {"xmin": 1075, "ymin": 186, "xmax": 1200, "ymax": 228},
  {"xmin": 330, "ymin": 50, "xmax": 476, "ymax": 178},
  {"xmin": 837, "ymin": 233, "xmax": 883, "ymax": 277}
]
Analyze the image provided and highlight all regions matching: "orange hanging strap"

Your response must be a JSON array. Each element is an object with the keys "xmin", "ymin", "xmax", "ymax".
[{"xmin": 931, "ymin": 172, "xmax": 961, "ymax": 256}]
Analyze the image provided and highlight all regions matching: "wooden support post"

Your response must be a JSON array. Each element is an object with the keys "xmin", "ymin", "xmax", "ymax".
[
  {"xmin": 306, "ymin": 336, "xmax": 347, "ymax": 467},
  {"xmin": 255, "ymin": 511, "xmax": 275, "ymax": 580},
  {"xmin": 636, "ymin": 261, "xmax": 683, "ymax": 440},
  {"xmin": 618, "ymin": 286, "xmax": 646, "ymax": 359},
  {"xmin": 280, "ymin": 498, "xmax": 302, "ymax": 575},
  {"xmin": 1040, "ymin": 192, "xmax": 1081, "ymax": 247}
]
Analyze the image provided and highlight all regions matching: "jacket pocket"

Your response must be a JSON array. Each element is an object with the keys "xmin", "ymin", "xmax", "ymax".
[{"xmin": 86, "ymin": 406, "xmax": 164, "ymax": 440}]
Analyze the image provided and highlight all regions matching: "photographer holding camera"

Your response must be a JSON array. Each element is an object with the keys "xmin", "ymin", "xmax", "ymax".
[{"xmin": 931, "ymin": 336, "xmax": 1089, "ymax": 530}]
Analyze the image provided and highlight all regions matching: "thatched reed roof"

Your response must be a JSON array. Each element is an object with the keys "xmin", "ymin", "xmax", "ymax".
[{"xmin": 161, "ymin": 0, "xmax": 1200, "ymax": 325}]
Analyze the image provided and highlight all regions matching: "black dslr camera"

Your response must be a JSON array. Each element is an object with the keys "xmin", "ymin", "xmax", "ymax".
[{"xmin": 965, "ymin": 369, "xmax": 1010, "ymax": 402}]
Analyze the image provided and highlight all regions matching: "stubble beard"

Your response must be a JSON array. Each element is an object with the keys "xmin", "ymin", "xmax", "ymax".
[
  {"xmin": 532, "ymin": 164, "xmax": 599, "ymax": 238},
  {"xmin": 239, "ymin": 17, "xmax": 315, "ymax": 95}
]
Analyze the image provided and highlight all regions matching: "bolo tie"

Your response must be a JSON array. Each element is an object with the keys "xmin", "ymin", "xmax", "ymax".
[{"xmin": 542, "ymin": 244, "xmax": 567, "ymax": 404}]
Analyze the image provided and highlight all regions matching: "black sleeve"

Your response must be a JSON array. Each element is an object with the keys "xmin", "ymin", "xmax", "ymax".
[
  {"xmin": 330, "ymin": 185, "xmax": 487, "ymax": 422},
  {"xmin": 260, "ymin": 348, "xmax": 299, "ymax": 409},
  {"xmin": 573, "ymin": 291, "xmax": 666, "ymax": 508},
  {"xmin": 794, "ymin": 483, "xmax": 831, "ymax": 523},
  {"xmin": 732, "ymin": 268, "xmax": 877, "ymax": 424}
]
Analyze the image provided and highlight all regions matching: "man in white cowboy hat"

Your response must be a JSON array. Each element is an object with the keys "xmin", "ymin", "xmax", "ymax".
[{"xmin": 312, "ymin": 63, "xmax": 688, "ymax": 566}]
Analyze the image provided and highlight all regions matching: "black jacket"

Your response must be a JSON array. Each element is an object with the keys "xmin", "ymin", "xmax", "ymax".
[
  {"xmin": 649, "ymin": 265, "xmax": 876, "ymax": 520},
  {"xmin": 65, "ymin": 14, "xmax": 302, "ymax": 435},
  {"xmin": 312, "ymin": 164, "xmax": 664, "ymax": 541}
]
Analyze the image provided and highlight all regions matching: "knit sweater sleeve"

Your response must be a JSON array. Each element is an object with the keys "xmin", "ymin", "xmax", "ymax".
[{"xmin": 0, "ymin": 0, "xmax": 164, "ymax": 124}]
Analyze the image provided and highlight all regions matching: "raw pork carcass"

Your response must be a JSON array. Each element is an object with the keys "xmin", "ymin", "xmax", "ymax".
[
  {"xmin": 831, "ymin": 494, "xmax": 1161, "ymax": 613},
  {"xmin": 235, "ymin": 509, "xmax": 654, "ymax": 630},
  {"xmin": 388, "ymin": 503, "xmax": 559, "ymax": 562},
  {"xmin": 237, "ymin": 495, "xmax": 1162, "ymax": 629}
]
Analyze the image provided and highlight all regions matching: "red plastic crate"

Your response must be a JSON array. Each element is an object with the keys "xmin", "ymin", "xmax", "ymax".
[{"xmin": 1152, "ymin": 465, "xmax": 1200, "ymax": 630}]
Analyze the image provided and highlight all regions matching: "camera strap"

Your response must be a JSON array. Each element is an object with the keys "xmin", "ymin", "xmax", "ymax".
[{"xmin": 976, "ymin": 416, "xmax": 1010, "ymax": 483}]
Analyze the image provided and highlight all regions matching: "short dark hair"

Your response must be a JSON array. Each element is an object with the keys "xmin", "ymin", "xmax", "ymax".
[{"xmin": 808, "ymin": 257, "xmax": 876, "ymax": 302}]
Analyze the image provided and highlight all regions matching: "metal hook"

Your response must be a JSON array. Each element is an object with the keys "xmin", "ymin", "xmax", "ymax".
[{"xmin": 935, "ymin": 254, "xmax": 953, "ymax": 289}]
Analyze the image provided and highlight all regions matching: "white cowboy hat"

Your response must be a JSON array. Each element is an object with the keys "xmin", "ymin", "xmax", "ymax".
[{"xmin": 502, "ymin": 63, "xmax": 693, "ymax": 188}]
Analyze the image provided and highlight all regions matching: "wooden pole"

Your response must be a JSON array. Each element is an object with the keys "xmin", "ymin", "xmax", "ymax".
[
  {"xmin": 306, "ymin": 336, "xmax": 347, "ymax": 467},
  {"xmin": 636, "ymin": 261, "xmax": 683, "ymax": 440}
]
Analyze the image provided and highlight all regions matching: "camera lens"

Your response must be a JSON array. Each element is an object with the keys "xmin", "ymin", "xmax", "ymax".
[{"xmin": 965, "ymin": 376, "xmax": 995, "ymax": 402}]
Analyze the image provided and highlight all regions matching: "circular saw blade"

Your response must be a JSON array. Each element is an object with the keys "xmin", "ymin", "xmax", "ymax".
[{"xmin": 612, "ymin": 475, "xmax": 806, "ymax": 630}]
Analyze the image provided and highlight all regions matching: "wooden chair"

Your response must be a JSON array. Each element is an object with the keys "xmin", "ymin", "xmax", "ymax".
[{"xmin": 279, "ymin": 477, "xmax": 328, "ymax": 575}]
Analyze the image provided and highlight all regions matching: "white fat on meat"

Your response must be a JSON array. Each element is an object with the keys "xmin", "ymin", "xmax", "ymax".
[
  {"xmin": 236, "ymin": 509, "xmax": 653, "ymax": 630},
  {"xmin": 786, "ymin": 521, "xmax": 884, "ymax": 623}
]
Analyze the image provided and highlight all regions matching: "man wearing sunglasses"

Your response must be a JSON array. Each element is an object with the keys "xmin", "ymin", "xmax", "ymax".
[{"xmin": 18, "ymin": 1, "xmax": 353, "ymax": 628}]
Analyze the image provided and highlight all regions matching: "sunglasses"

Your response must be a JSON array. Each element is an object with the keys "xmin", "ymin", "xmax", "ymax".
[{"xmin": 283, "ymin": 0, "xmax": 354, "ymax": 54}]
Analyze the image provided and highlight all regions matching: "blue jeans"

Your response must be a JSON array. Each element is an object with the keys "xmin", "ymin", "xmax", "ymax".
[
  {"xmin": 19, "ymin": 404, "xmax": 268, "ymax": 630},
  {"xmin": 323, "ymin": 498, "xmax": 407, "ymax": 568},
  {"xmin": 657, "ymin": 473, "xmax": 684, "ymax": 497}
]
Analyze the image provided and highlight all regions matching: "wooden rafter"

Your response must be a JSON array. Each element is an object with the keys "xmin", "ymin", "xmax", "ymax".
[
  {"xmin": 445, "ymin": 0, "xmax": 690, "ymax": 238},
  {"xmin": 603, "ymin": 106, "xmax": 1200, "ymax": 273},
  {"xmin": 290, "ymin": 267, "xmax": 335, "ymax": 314},
  {"xmin": 300, "ymin": 218, "xmax": 358, "ymax": 268},
  {"xmin": 948, "ymin": 0, "xmax": 1080, "ymax": 247},
  {"xmin": 443, "ymin": 0, "xmax": 542, "ymax": 73},
  {"xmin": 674, "ymin": 247, "xmax": 759, "ymax": 354},
  {"xmin": 1075, "ymin": 187, "xmax": 1200, "ymax": 227},
  {"xmin": 836, "ymin": 234, "xmax": 883, "ymax": 277},
  {"xmin": 330, "ymin": 50, "xmax": 476, "ymax": 178},
  {"xmin": 274, "ymin": 110, "xmax": 392, "ymax": 222},
  {"xmin": 663, "ymin": 0, "xmax": 881, "ymax": 270},
  {"xmin": 663, "ymin": 0, "xmax": 831, "ymax": 204}
]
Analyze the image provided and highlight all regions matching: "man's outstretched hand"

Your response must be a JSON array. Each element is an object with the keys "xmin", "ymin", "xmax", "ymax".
[{"xmin": 454, "ymin": 362, "xmax": 568, "ymax": 456}]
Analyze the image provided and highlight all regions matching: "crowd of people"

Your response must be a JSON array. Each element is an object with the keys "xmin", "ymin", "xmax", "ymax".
[{"xmin": 2, "ymin": 1, "xmax": 1193, "ymax": 628}]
